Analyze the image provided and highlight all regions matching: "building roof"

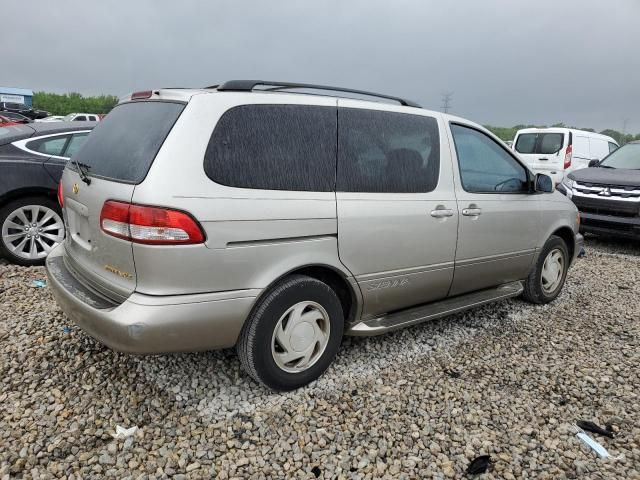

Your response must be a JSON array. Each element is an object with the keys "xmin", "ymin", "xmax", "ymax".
[{"xmin": 0, "ymin": 87, "xmax": 34, "ymax": 96}]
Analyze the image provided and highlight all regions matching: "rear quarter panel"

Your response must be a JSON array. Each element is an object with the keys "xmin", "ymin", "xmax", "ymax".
[
  {"xmin": 0, "ymin": 146, "xmax": 56, "ymax": 203},
  {"xmin": 130, "ymin": 93, "xmax": 352, "ymax": 296}
]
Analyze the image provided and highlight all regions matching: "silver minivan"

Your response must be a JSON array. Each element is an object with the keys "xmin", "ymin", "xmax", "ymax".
[{"xmin": 47, "ymin": 81, "xmax": 583, "ymax": 390}]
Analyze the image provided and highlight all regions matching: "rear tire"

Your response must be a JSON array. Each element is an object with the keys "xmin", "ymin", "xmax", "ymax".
[
  {"xmin": 522, "ymin": 235, "xmax": 569, "ymax": 304},
  {"xmin": 236, "ymin": 275, "xmax": 344, "ymax": 391},
  {"xmin": 0, "ymin": 196, "xmax": 64, "ymax": 266}
]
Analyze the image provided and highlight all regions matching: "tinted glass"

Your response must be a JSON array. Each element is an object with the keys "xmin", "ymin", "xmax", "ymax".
[
  {"xmin": 205, "ymin": 105, "xmax": 336, "ymax": 191},
  {"xmin": 539, "ymin": 133, "xmax": 564, "ymax": 154},
  {"xmin": 599, "ymin": 143, "xmax": 640, "ymax": 169},
  {"xmin": 514, "ymin": 134, "xmax": 536, "ymax": 153},
  {"xmin": 72, "ymin": 101, "xmax": 185, "ymax": 183},
  {"xmin": 451, "ymin": 124, "xmax": 528, "ymax": 193},
  {"xmin": 337, "ymin": 109, "xmax": 439, "ymax": 193},
  {"xmin": 515, "ymin": 132, "xmax": 564, "ymax": 154},
  {"xmin": 63, "ymin": 133, "xmax": 89, "ymax": 158},
  {"xmin": 608, "ymin": 142, "xmax": 618, "ymax": 153},
  {"xmin": 26, "ymin": 135, "xmax": 70, "ymax": 156},
  {"xmin": 74, "ymin": 116, "xmax": 86, "ymax": 121}
]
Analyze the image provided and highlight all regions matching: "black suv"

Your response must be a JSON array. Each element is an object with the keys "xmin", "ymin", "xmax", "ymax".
[
  {"xmin": 0, "ymin": 102, "xmax": 49, "ymax": 120},
  {"xmin": 558, "ymin": 141, "xmax": 640, "ymax": 238}
]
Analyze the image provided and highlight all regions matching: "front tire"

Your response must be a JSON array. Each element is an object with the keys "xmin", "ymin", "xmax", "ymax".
[
  {"xmin": 522, "ymin": 235, "xmax": 569, "ymax": 304},
  {"xmin": 0, "ymin": 197, "xmax": 64, "ymax": 266},
  {"xmin": 237, "ymin": 275, "xmax": 344, "ymax": 391}
]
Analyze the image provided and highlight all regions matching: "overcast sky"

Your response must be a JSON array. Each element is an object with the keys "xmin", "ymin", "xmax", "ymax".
[{"xmin": 3, "ymin": 0, "xmax": 639, "ymax": 132}]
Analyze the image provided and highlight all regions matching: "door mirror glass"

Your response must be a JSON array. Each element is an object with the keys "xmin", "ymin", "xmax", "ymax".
[
  {"xmin": 535, "ymin": 173, "xmax": 554, "ymax": 193},
  {"xmin": 588, "ymin": 159, "xmax": 599, "ymax": 167}
]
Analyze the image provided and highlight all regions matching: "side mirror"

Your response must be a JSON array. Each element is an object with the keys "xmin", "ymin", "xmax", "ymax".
[
  {"xmin": 535, "ymin": 173, "xmax": 554, "ymax": 193},
  {"xmin": 588, "ymin": 159, "xmax": 599, "ymax": 167}
]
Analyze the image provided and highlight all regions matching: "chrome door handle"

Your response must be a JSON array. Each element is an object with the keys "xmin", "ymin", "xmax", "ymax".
[
  {"xmin": 430, "ymin": 208, "xmax": 454, "ymax": 218},
  {"xmin": 462, "ymin": 207, "xmax": 482, "ymax": 216}
]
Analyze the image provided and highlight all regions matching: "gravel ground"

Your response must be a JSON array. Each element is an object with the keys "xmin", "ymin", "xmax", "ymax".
[{"xmin": 1, "ymin": 237, "xmax": 639, "ymax": 479}]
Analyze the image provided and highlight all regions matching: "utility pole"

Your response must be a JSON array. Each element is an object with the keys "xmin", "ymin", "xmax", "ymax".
[
  {"xmin": 441, "ymin": 92, "xmax": 453, "ymax": 113},
  {"xmin": 622, "ymin": 118, "xmax": 629, "ymax": 145}
]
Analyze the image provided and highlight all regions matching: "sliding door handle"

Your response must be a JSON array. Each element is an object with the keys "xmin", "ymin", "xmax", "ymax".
[
  {"xmin": 462, "ymin": 207, "xmax": 482, "ymax": 216},
  {"xmin": 430, "ymin": 208, "xmax": 454, "ymax": 218}
]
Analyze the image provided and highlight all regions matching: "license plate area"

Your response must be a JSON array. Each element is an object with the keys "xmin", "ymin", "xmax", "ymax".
[{"xmin": 65, "ymin": 197, "xmax": 92, "ymax": 251}]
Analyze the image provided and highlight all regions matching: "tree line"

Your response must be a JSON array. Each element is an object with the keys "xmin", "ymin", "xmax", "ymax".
[
  {"xmin": 33, "ymin": 92, "xmax": 119, "ymax": 116},
  {"xmin": 32, "ymin": 92, "xmax": 639, "ymax": 146},
  {"xmin": 485, "ymin": 123, "xmax": 640, "ymax": 146}
]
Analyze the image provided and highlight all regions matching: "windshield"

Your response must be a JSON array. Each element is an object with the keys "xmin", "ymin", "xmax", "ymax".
[
  {"xmin": 599, "ymin": 143, "xmax": 640, "ymax": 169},
  {"xmin": 63, "ymin": 114, "xmax": 75, "ymax": 121}
]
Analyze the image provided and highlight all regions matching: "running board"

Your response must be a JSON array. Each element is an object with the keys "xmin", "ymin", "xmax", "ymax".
[{"xmin": 347, "ymin": 281, "xmax": 524, "ymax": 336}]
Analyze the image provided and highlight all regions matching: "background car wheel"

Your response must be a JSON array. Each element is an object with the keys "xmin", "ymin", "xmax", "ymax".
[
  {"xmin": 522, "ymin": 235, "xmax": 569, "ymax": 304},
  {"xmin": 237, "ymin": 274, "xmax": 344, "ymax": 391},
  {"xmin": 0, "ymin": 197, "xmax": 64, "ymax": 266}
]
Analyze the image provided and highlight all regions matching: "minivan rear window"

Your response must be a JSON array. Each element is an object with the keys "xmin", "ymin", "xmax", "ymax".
[
  {"xmin": 515, "ymin": 133, "xmax": 564, "ymax": 155},
  {"xmin": 71, "ymin": 101, "xmax": 185, "ymax": 184}
]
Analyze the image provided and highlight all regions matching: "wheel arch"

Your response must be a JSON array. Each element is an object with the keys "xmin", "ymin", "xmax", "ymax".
[
  {"xmin": 551, "ymin": 226, "xmax": 575, "ymax": 263},
  {"xmin": 249, "ymin": 263, "xmax": 362, "ymax": 328},
  {"xmin": 0, "ymin": 187, "xmax": 57, "ymax": 210}
]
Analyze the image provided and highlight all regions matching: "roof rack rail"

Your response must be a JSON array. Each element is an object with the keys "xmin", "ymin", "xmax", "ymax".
[{"xmin": 210, "ymin": 80, "xmax": 421, "ymax": 108}]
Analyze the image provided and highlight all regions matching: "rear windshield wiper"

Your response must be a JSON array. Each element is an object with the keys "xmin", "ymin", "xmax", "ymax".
[{"xmin": 73, "ymin": 160, "xmax": 92, "ymax": 185}]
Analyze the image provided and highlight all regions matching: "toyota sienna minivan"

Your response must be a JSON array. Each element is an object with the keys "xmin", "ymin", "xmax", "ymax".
[{"xmin": 47, "ymin": 81, "xmax": 583, "ymax": 390}]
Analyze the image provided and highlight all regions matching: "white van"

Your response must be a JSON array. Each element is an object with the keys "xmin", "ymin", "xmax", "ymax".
[{"xmin": 513, "ymin": 128, "xmax": 618, "ymax": 183}]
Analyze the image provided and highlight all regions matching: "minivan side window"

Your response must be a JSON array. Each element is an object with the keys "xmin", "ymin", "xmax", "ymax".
[
  {"xmin": 337, "ymin": 108, "xmax": 440, "ymax": 193},
  {"xmin": 205, "ymin": 105, "xmax": 336, "ymax": 191},
  {"xmin": 451, "ymin": 124, "xmax": 528, "ymax": 193}
]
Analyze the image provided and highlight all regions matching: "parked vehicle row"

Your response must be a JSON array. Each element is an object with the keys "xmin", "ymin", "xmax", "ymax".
[
  {"xmin": 0, "ymin": 122, "xmax": 96, "ymax": 265},
  {"xmin": 46, "ymin": 81, "xmax": 582, "ymax": 390},
  {"xmin": 0, "ymin": 101, "xmax": 49, "ymax": 120}
]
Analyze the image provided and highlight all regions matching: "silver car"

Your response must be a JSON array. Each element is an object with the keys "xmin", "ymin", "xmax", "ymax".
[{"xmin": 47, "ymin": 81, "xmax": 583, "ymax": 391}]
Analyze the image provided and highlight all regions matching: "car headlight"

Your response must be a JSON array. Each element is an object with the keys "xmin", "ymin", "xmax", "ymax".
[{"xmin": 562, "ymin": 177, "xmax": 575, "ymax": 190}]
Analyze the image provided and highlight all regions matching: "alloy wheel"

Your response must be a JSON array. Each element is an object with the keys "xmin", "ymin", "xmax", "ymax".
[{"xmin": 1, "ymin": 204, "xmax": 64, "ymax": 261}]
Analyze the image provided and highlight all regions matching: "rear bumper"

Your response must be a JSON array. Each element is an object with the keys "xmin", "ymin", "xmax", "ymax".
[
  {"xmin": 46, "ymin": 244, "xmax": 259, "ymax": 353},
  {"xmin": 579, "ymin": 212, "xmax": 640, "ymax": 239}
]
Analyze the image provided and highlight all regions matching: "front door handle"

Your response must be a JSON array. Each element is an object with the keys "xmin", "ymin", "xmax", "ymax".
[
  {"xmin": 430, "ymin": 207, "xmax": 454, "ymax": 218},
  {"xmin": 462, "ymin": 207, "xmax": 482, "ymax": 216},
  {"xmin": 539, "ymin": 157, "xmax": 549, "ymax": 161}
]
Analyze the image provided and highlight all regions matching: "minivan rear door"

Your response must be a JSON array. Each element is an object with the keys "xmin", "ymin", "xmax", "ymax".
[
  {"xmin": 336, "ymin": 100, "xmax": 458, "ymax": 318},
  {"xmin": 60, "ymin": 100, "xmax": 186, "ymax": 301}
]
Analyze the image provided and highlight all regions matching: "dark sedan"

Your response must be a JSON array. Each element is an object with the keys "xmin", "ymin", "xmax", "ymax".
[
  {"xmin": 0, "ymin": 122, "xmax": 96, "ymax": 265},
  {"xmin": 558, "ymin": 141, "xmax": 640, "ymax": 239}
]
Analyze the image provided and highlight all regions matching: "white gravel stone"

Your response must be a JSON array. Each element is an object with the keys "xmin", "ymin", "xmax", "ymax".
[{"xmin": 0, "ymin": 238, "xmax": 639, "ymax": 478}]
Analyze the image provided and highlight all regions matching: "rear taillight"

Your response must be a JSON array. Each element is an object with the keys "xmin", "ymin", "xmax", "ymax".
[
  {"xmin": 57, "ymin": 182, "xmax": 64, "ymax": 207},
  {"xmin": 100, "ymin": 200, "xmax": 205, "ymax": 245},
  {"xmin": 564, "ymin": 144, "xmax": 572, "ymax": 169}
]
